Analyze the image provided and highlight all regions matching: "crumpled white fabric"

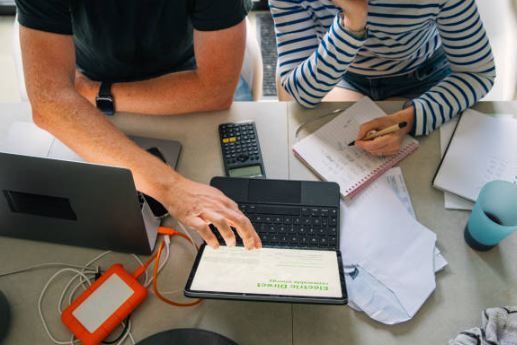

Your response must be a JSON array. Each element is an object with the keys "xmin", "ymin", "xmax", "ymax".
[{"xmin": 449, "ymin": 307, "xmax": 517, "ymax": 345}]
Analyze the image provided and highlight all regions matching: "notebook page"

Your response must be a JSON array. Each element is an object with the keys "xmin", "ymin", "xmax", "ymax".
[
  {"xmin": 293, "ymin": 98, "xmax": 419, "ymax": 198},
  {"xmin": 434, "ymin": 109, "xmax": 517, "ymax": 201}
]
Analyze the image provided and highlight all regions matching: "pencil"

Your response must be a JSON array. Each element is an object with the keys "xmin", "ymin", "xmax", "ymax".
[{"xmin": 348, "ymin": 121, "xmax": 408, "ymax": 146}]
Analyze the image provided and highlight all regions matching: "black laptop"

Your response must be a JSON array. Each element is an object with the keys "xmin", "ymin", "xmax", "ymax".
[
  {"xmin": 185, "ymin": 177, "xmax": 347, "ymax": 305},
  {"xmin": 0, "ymin": 136, "xmax": 181, "ymax": 254}
]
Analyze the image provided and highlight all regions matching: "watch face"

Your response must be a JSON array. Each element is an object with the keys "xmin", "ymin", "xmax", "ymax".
[{"xmin": 96, "ymin": 97, "xmax": 114, "ymax": 115}]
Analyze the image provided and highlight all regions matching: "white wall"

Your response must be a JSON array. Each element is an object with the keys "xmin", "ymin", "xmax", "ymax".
[{"xmin": 477, "ymin": 0, "xmax": 517, "ymax": 100}]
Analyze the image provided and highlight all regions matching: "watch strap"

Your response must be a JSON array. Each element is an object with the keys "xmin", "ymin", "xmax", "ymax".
[{"xmin": 98, "ymin": 82, "xmax": 112, "ymax": 98}]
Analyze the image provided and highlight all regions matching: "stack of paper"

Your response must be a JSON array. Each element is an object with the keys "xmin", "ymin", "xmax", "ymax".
[
  {"xmin": 341, "ymin": 167, "xmax": 446, "ymax": 325},
  {"xmin": 438, "ymin": 111, "xmax": 517, "ymax": 210}
]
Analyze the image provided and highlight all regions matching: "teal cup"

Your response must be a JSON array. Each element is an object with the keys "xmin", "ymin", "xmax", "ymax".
[{"xmin": 465, "ymin": 180, "xmax": 517, "ymax": 251}]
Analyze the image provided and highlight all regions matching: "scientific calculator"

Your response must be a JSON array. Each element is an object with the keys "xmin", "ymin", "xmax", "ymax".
[{"xmin": 218, "ymin": 121, "xmax": 266, "ymax": 178}]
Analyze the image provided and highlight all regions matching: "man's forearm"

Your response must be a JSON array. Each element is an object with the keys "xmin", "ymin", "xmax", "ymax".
[
  {"xmin": 75, "ymin": 21, "xmax": 246, "ymax": 116},
  {"xmin": 111, "ymin": 69, "xmax": 236, "ymax": 115},
  {"xmin": 32, "ymin": 88, "xmax": 178, "ymax": 202}
]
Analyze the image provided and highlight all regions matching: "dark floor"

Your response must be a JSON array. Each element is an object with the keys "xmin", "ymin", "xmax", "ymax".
[{"xmin": 256, "ymin": 11, "xmax": 278, "ymax": 98}]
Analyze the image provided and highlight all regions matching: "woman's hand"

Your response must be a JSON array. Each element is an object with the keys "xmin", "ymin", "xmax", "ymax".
[
  {"xmin": 333, "ymin": 0, "xmax": 368, "ymax": 32},
  {"xmin": 355, "ymin": 107, "xmax": 414, "ymax": 157}
]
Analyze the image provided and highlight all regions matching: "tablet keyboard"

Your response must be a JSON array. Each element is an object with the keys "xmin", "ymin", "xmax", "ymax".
[{"xmin": 210, "ymin": 203, "xmax": 339, "ymax": 250}]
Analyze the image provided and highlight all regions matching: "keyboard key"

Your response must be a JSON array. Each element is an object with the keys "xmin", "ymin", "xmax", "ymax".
[
  {"xmin": 283, "ymin": 216, "xmax": 292, "ymax": 224},
  {"xmin": 309, "ymin": 237, "xmax": 318, "ymax": 245},
  {"xmin": 330, "ymin": 217, "xmax": 337, "ymax": 226},
  {"xmin": 288, "ymin": 226, "xmax": 297, "ymax": 234},
  {"xmin": 329, "ymin": 236, "xmax": 337, "ymax": 246},
  {"xmin": 293, "ymin": 217, "xmax": 301, "ymax": 225},
  {"xmin": 317, "ymin": 228, "xmax": 327, "ymax": 236},
  {"xmin": 278, "ymin": 226, "xmax": 288, "ymax": 234},
  {"xmin": 247, "ymin": 205, "xmax": 256, "ymax": 213},
  {"xmin": 254, "ymin": 205, "xmax": 300, "ymax": 215},
  {"xmin": 312, "ymin": 217, "xmax": 321, "ymax": 227},
  {"xmin": 302, "ymin": 207, "xmax": 310, "ymax": 216},
  {"xmin": 319, "ymin": 237, "xmax": 328, "ymax": 247},
  {"xmin": 303, "ymin": 217, "xmax": 311, "ymax": 225},
  {"xmin": 298, "ymin": 227, "xmax": 307, "ymax": 235},
  {"xmin": 330, "ymin": 208, "xmax": 338, "ymax": 216},
  {"xmin": 329, "ymin": 227, "xmax": 337, "ymax": 235},
  {"xmin": 265, "ymin": 215, "xmax": 273, "ymax": 223},
  {"xmin": 274, "ymin": 216, "xmax": 283, "ymax": 224},
  {"xmin": 321, "ymin": 217, "xmax": 328, "ymax": 226},
  {"xmin": 289, "ymin": 236, "xmax": 298, "ymax": 244},
  {"xmin": 267, "ymin": 225, "xmax": 277, "ymax": 233},
  {"xmin": 310, "ymin": 208, "xmax": 320, "ymax": 216}
]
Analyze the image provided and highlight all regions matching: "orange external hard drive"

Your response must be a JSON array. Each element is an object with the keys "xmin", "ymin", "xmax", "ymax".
[{"xmin": 61, "ymin": 264, "xmax": 147, "ymax": 345}]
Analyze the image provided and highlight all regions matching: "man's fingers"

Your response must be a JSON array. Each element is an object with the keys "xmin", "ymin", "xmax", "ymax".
[
  {"xmin": 202, "ymin": 211, "xmax": 236, "ymax": 247},
  {"xmin": 219, "ymin": 208, "xmax": 262, "ymax": 250},
  {"xmin": 188, "ymin": 217, "xmax": 219, "ymax": 249}
]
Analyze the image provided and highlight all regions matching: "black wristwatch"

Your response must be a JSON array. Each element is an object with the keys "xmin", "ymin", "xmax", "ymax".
[{"xmin": 96, "ymin": 82, "xmax": 114, "ymax": 115}]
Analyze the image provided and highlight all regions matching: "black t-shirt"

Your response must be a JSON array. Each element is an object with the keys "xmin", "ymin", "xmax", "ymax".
[{"xmin": 16, "ymin": 0, "xmax": 251, "ymax": 82}]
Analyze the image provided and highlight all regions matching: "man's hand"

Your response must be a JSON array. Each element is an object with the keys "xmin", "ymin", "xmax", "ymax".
[
  {"xmin": 355, "ymin": 107, "xmax": 414, "ymax": 157},
  {"xmin": 333, "ymin": 0, "xmax": 368, "ymax": 32},
  {"xmin": 74, "ymin": 70, "xmax": 99, "ymax": 105},
  {"xmin": 164, "ymin": 175, "xmax": 262, "ymax": 250}
]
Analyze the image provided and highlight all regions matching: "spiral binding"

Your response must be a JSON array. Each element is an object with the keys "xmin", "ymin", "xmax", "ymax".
[{"xmin": 345, "ymin": 142, "xmax": 419, "ymax": 197}]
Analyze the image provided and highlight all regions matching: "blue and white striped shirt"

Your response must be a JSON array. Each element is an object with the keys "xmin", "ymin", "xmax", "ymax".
[{"xmin": 270, "ymin": 0, "xmax": 496, "ymax": 136}]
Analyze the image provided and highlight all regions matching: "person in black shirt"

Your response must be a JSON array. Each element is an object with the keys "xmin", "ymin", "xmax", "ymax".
[{"xmin": 15, "ymin": 0, "xmax": 261, "ymax": 250}]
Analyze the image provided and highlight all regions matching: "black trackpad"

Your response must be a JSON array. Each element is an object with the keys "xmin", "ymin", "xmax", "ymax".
[{"xmin": 248, "ymin": 179, "xmax": 301, "ymax": 204}]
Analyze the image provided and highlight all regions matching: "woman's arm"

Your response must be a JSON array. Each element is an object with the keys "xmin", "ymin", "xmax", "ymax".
[
  {"xmin": 271, "ymin": 0, "xmax": 368, "ymax": 107},
  {"xmin": 410, "ymin": 0, "xmax": 496, "ymax": 136}
]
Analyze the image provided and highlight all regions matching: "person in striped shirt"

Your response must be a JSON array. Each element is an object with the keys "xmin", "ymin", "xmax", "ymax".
[{"xmin": 271, "ymin": 0, "xmax": 496, "ymax": 156}]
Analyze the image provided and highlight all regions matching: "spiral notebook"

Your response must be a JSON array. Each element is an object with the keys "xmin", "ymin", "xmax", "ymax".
[{"xmin": 293, "ymin": 98, "xmax": 419, "ymax": 199}]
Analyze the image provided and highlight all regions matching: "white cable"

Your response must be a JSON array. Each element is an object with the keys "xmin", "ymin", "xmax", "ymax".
[
  {"xmin": 38, "ymin": 268, "xmax": 92, "ymax": 345},
  {"xmin": 130, "ymin": 254, "xmax": 148, "ymax": 286},
  {"xmin": 58, "ymin": 273, "xmax": 95, "ymax": 314},
  {"xmin": 115, "ymin": 318, "xmax": 134, "ymax": 345},
  {"xmin": 144, "ymin": 238, "xmax": 170, "ymax": 288},
  {"xmin": 178, "ymin": 222, "xmax": 200, "ymax": 253},
  {"xmin": 129, "ymin": 332, "xmax": 136, "ymax": 345},
  {"xmin": 0, "ymin": 263, "xmax": 96, "ymax": 278}
]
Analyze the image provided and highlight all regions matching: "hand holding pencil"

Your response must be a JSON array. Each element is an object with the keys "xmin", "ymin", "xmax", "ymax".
[{"xmin": 353, "ymin": 108, "xmax": 415, "ymax": 157}]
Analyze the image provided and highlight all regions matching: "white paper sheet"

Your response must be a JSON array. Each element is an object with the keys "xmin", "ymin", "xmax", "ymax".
[
  {"xmin": 435, "ymin": 110, "xmax": 517, "ymax": 202},
  {"xmin": 383, "ymin": 167, "xmax": 446, "ymax": 271},
  {"xmin": 0, "ymin": 121, "xmax": 83, "ymax": 161},
  {"xmin": 341, "ymin": 169, "xmax": 438, "ymax": 323},
  {"xmin": 439, "ymin": 118, "xmax": 475, "ymax": 210}
]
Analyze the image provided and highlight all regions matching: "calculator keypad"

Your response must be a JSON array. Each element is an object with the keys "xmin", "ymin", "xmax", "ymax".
[{"xmin": 220, "ymin": 122, "xmax": 263, "ymax": 167}]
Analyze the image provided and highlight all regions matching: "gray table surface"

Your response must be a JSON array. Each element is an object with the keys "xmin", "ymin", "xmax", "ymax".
[
  {"xmin": 1, "ymin": 101, "xmax": 516, "ymax": 345},
  {"xmin": 0, "ymin": 102, "xmax": 293, "ymax": 345},
  {"xmin": 287, "ymin": 101, "xmax": 517, "ymax": 345}
]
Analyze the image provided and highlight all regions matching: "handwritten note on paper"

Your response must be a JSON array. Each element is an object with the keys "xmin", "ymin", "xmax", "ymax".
[
  {"xmin": 293, "ymin": 98, "xmax": 419, "ymax": 198},
  {"xmin": 434, "ymin": 110, "xmax": 517, "ymax": 201}
]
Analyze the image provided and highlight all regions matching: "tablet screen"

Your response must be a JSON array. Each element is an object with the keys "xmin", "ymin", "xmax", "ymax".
[{"xmin": 190, "ymin": 246, "xmax": 343, "ymax": 298}]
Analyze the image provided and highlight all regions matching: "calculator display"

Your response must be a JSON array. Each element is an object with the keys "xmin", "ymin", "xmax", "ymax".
[{"xmin": 229, "ymin": 165, "xmax": 263, "ymax": 178}]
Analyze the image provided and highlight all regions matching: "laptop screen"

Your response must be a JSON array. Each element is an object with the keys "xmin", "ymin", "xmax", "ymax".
[{"xmin": 189, "ymin": 246, "xmax": 343, "ymax": 298}]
